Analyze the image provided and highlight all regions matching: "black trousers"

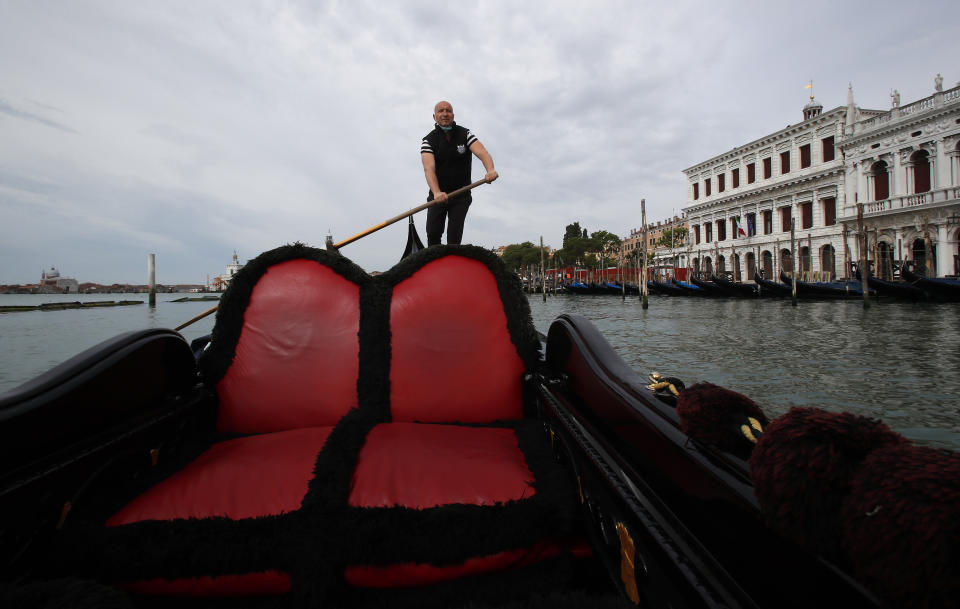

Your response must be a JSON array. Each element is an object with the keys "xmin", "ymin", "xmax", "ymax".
[{"xmin": 426, "ymin": 198, "xmax": 471, "ymax": 245}]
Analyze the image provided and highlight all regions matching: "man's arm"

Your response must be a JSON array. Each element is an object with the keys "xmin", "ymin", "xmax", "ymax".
[
  {"xmin": 421, "ymin": 152, "xmax": 448, "ymax": 203},
  {"xmin": 469, "ymin": 141, "xmax": 498, "ymax": 183}
]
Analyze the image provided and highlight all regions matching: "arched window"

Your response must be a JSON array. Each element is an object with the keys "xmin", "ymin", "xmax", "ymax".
[
  {"xmin": 911, "ymin": 150, "xmax": 931, "ymax": 193},
  {"xmin": 746, "ymin": 252, "xmax": 756, "ymax": 279},
  {"xmin": 732, "ymin": 253, "xmax": 741, "ymax": 281},
  {"xmin": 798, "ymin": 246, "xmax": 811, "ymax": 274},
  {"xmin": 877, "ymin": 242, "xmax": 894, "ymax": 280},
  {"xmin": 780, "ymin": 248, "xmax": 793, "ymax": 274},
  {"xmin": 717, "ymin": 255, "xmax": 726, "ymax": 274},
  {"xmin": 821, "ymin": 244, "xmax": 836, "ymax": 280},
  {"xmin": 762, "ymin": 251, "xmax": 774, "ymax": 278},
  {"xmin": 870, "ymin": 160, "xmax": 889, "ymax": 201},
  {"xmin": 912, "ymin": 238, "xmax": 930, "ymax": 275},
  {"xmin": 704, "ymin": 256, "xmax": 714, "ymax": 275},
  {"xmin": 693, "ymin": 257, "xmax": 700, "ymax": 274}
]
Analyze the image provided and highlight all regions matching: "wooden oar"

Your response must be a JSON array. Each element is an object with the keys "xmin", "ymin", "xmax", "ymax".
[
  {"xmin": 333, "ymin": 178, "xmax": 488, "ymax": 249},
  {"xmin": 174, "ymin": 178, "xmax": 490, "ymax": 332}
]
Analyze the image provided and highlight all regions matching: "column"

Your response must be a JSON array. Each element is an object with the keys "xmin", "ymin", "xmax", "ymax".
[
  {"xmin": 937, "ymin": 224, "xmax": 951, "ymax": 277},
  {"xmin": 935, "ymin": 140, "xmax": 949, "ymax": 189},
  {"xmin": 891, "ymin": 151, "xmax": 902, "ymax": 196}
]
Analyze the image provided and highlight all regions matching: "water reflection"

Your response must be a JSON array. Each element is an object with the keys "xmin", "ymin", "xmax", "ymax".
[{"xmin": 527, "ymin": 294, "xmax": 960, "ymax": 450}]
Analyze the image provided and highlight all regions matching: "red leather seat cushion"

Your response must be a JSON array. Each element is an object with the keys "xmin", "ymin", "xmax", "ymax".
[
  {"xmin": 348, "ymin": 423, "xmax": 534, "ymax": 509},
  {"xmin": 108, "ymin": 426, "xmax": 332, "ymax": 524},
  {"xmin": 389, "ymin": 257, "xmax": 526, "ymax": 423},
  {"xmin": 216, "ymin": 259, "xmax": 360, "ymax": 433}
]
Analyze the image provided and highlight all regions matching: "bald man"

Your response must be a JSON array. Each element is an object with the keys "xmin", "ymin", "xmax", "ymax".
[{"xmin": 420, "ymin": 101, "xmax": 498, "ymax": 245}]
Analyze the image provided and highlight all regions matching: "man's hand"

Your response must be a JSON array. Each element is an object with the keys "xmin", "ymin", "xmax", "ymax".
[
  {"xmin": 433, "ymin": 191, "xmax": 449, "ymax": 203},
  {"xmin": 485, "ymin": 170, "xmax": 499, "ymax": 183}
]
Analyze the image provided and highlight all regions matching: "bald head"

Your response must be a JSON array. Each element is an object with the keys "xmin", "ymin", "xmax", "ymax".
[{"xmin": 433, "ymin": 101, "xmax": 454, "ymax": 127}]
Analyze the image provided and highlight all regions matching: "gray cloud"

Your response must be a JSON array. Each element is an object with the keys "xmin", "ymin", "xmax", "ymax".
[
  {"xmin": 0, "ymin": 98, "xmax": 77, "ymax": 133},
  {"xmin": 0, "ymin": 1, "xmax": 958, "ymax": 284}
]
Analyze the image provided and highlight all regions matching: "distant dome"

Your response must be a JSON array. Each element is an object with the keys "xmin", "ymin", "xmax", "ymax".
[
  {"xmin": 803, "ymin": 97, "xmax": 823, "ymax": 120},
  {"xmin": 44, "ymin": 266, "xmax": 60, "ymax": 279}
]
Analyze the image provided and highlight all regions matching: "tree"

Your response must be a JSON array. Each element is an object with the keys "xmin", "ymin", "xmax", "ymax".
[
  {"xmin": 656, "ymin": 226, "xmax": 688, "ymax": 250},
  {"xmin": 500, "ymin": 242, "xmax": 542, "ymax": 272},
  {"xmin": 562, "ymin": 222, "xmax": 584, "ymax": 248},
  {"xmin": 590, "ymin": 230, "xmax": 622, "ymax": 260}
]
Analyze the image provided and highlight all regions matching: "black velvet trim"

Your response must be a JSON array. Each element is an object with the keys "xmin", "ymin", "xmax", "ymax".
[
  {"xmin": 197, "ymin": 243, "xmax": 371, "ymax": 387},
  {"xmin": 0, "ymin": 577, "xmax": 136, "ymax": 609},
  {"xmin": 343, "ymin": 554, "xmax": 618, "ymax": 609},
  {"xmin": 54, "ymin": 515, "xmax": 291, "ymax": 583},
  {"xmin": 374, "ymin": 245, "xmax": 542, "ymax": 372}
]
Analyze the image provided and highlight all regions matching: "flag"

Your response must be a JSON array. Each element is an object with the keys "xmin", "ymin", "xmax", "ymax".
[
  {"xmin": 747, "ymin": 214, "xmax": 755, "ymax": 236},
  {"xmin": 735, "ymin": 215, "xmax": 746, "ymax": 237},
  {"xmin": 804, "ymin": 83, "xmax": 813, "ymax": 89}
]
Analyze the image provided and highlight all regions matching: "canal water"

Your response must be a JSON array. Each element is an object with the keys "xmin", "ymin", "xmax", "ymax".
[{"xmin": 1, "ymin": 292, "xmax": 958, "ymax": 450}]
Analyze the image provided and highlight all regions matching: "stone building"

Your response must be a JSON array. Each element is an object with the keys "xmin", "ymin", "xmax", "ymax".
[
  {"xmin": 623, "ymin": 215, "xmax": 689, "ymax": 273},
  {"xmin": 839, "ymin": 76, "xmax": 960, "ymax": 278},
  {"xmin": 681, "ymin": 76, "xmax": 960, "ymax": 281}
]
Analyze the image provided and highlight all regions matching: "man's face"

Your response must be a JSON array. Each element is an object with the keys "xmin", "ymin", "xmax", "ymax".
[{"xmin": 433, "ymin": 102, "xmax": 454, "ymax": 127}]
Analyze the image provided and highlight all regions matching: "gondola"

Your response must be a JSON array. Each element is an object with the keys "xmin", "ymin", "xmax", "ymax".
[
  {"xmin": 564, "ymin": 280, "xmax": 595, "ymax": 295},
  {"xmin": 671, "ymin": 278, "xmax": 708, "ymax": 296},
  {"xmin": 649, "ymin": 279, "xmax": 684, "ymax": 296},
  {"xmin": 2, "ymin": 244, "xmax": 957, "ymax": 609},
  {"xmin": 779, "ymin": 271, "xmax": 870, "ymax": 299},
  {"xmin": 689, "ymin": 275, "xmax": 727, "ymax": 297},
  {"xmin": 753, "ymin": 270, "xmax": 793, "ymax": 297},
  {"xmin": 710, "ymin": 274, "xmax": 758, "ymax": 298},
  {"xmin": 901, "ymin": 267, "xmax": 960, "ymax": 302},
  {"xmin": 854, "ymin": 268, "xmax": 926, "ymax": 301}
]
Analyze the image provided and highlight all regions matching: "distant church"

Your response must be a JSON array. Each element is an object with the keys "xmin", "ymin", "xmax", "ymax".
[{"xmin": 39, "ymin": 267, "xmax": 79, "ymax": 293}]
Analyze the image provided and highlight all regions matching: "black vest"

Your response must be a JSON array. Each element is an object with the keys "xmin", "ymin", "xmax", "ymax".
[{"xmin": 424, "ymin": 123, "xmax": 473, "ymax": 203}]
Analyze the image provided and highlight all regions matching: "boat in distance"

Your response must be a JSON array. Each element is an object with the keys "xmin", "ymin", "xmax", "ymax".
[{"xmin": 1, "ymin": 244, "xmax": 956, "ymax": 609}]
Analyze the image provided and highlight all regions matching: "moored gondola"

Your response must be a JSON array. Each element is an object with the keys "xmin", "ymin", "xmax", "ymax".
[
  {"xmin": 779, "ymin": 271, "xmax": 870, "ymax": 299},
  {"xmin": 672, "ymin": 278, "xmax": 708, "ymax": 296},
  {"xmin": 649, "ymin": 279, "xmax": 685, "ymax": 296},
  {"xmin": 690, "ymin": 275, "xmax": 727, "ymax": 297},
  {"xmin": 854, "ymin": 268, "xmax": 926, "ymax": 300},
  {"xmin": 901, "ymin": 267, "xmax": 960, "ymax": 302},
  {"xmin": 710, "ymin": 274, "xmax": 758, "ymax": 297},
  {"xmin": 754, "ymin": 270, "xmax": 792, "ymax": 297}
]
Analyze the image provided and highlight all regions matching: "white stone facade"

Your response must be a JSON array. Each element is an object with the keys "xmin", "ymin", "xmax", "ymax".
[
  {"xmin": 839, "ymin": 84, "xmax": 960, "ymax": 278},
  {"xmin": 681, "ymin": 80, "xmax": 960, "ymax": 280}
]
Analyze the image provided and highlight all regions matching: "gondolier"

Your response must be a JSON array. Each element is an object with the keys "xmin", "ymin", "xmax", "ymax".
[{"xmin": 420, "ymin": 100, "xmax": 498, "ymax": 245}]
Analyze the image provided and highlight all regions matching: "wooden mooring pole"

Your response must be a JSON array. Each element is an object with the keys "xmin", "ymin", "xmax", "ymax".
[
  {"xmin": 641, "ymin": 199, "xmax": 648, "ymax": 309},
  {"xmin": 790, "ymin": 219, "xmax": 797, "ymax": 307},
  {"xmin": 540, "ymin": 236, "xmax": 546, "ymax": 303},
  {"xmin": 858, "ymin": 204, "xmax": 870, "ymax": 309},
  {"xmin": 148, "ymin": 253, "xmax": 156, "ymax": 307}
]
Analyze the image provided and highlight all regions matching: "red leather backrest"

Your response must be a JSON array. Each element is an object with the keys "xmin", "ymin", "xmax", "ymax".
[
  {"xmin": 389, "ymin": 256, "xmax": 526, "ymax": 422},
  {"xmin": 215, "ymin": 259, "xmax": 360, "ymax": 433}
]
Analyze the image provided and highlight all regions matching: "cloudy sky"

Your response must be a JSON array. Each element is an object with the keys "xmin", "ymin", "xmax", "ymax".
[{"xmin": 2, "ymin": 1, "xmax": 958, "ymax": 284}]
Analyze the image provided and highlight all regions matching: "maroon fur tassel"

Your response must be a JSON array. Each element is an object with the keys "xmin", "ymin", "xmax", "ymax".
[
  {"xmin": 748, "ymin": 407, "xmax": 906, "ymax": 560},
  {"xmin": 676, "ymin": 382, "xmax": 769, "ymax": 460},
  {"xmin": 841, "ymin": 443, "xmax": 960, "ymax": 609}
]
